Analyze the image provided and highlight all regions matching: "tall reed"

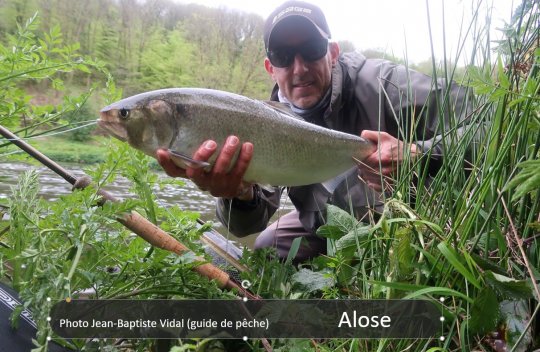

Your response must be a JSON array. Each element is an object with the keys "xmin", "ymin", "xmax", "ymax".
[{"xmin": 248, "ymin": 1, "xmax": 539, "ymax": 351}]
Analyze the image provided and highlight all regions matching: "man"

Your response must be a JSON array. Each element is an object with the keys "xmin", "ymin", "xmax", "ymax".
[{"xmin": 157, "ymin": 1, "xmax": 469, "ymax": 262}]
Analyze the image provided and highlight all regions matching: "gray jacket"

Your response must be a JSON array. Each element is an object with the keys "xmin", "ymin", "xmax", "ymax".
[{"xmin": 216, "ymin": 52, "xmax": 471, "ymax": 236}]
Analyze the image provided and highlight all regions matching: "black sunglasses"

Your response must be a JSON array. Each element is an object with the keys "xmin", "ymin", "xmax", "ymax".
[{"xmin": 267, "ymin": 38, "xmax": 329, "ymax": 68}]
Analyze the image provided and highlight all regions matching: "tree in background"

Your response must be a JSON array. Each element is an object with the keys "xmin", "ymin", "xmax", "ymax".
[{"xmin": 0, "ymin": 0, "xmax": 273, "ymax": 100}]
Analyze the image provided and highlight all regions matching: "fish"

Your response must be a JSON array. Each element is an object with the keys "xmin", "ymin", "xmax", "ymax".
[{"xmin": 97, "ymin": 88, "xmax": 375, "ymax": 187}]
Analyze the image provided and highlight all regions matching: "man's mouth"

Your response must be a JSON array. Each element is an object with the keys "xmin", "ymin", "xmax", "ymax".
[{"xmin": 293, "ymin": 82, "xmax": 313, "ymax": 88}]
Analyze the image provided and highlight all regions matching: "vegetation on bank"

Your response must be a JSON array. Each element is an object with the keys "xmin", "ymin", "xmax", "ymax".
[
  {"xmin": 23, "ymin": 136, "xmax": 108, "ymax": 164},
  {"xmin": 0, "ymin": 1, "xmax": 539, "ymax": 352}
]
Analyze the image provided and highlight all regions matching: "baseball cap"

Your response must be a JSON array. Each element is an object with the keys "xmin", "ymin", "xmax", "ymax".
[{"xmin": 264, "ymin": 1, "xmax": 331, "ymax": 51}]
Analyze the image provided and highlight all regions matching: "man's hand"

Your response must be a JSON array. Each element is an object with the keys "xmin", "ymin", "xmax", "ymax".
[
  {"xmin": 156, "ymin": 135, "xmax": 255, "ymax": 200},
  {"xmin": 358, "ymin": 131, "xmax": 419, "ymax": 192}
]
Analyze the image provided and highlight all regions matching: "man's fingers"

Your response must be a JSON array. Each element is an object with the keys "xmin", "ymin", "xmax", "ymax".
[
  {"xmin": 357, "ymin": 161, "xmax": 395, "ymax": 177},
  {"xmin": 185, "ymin": 140, "xmax": 217, "ymax": 179},
  {"xmin": 367, "ymin": 182, "xmax": 383, "ymax": 192},
  {"xmin": 358, "ymin": 164, "xmax": 395, "ymax": 192},
  {"xmin": 209, "ymin": 139, "xmax": 253, "ymax": 198},
  {"xmin": 362, "ymin": 171, "xmax": 392, "ymax": 183},
  {"xmin": 360, "ymin": 130, "xmax": 383, "ymax": 143},
  {"xmin": 359, "ymin": 130, "xmax": 415, "ymax": 193},
  {"xmin": 159, "ymin": 136, "xmax": 253, "ymax": 198},
  {"xmin": 156, "ymin": 149, "xmax": 187, "ymax": 177},
  {"xmin": 229, "ymin": 142, "xmax": 253, "ymax": 180},
  {"xmin": 212, "ymin": 136, "xmax": 241, "ymax": 177}
]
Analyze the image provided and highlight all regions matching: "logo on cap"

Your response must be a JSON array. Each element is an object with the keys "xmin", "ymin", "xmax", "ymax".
[{"xmin": 273, "ymin": 7, "xmax": 313, "ymax": 24}]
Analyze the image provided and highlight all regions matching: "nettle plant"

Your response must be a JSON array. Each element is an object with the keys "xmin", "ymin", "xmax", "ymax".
[{"xmin": 3, "ymin": 141, "xmax": 234, "ymax": 351}]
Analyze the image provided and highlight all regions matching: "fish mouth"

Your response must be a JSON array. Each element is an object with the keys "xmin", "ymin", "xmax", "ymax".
[{"xmin": 97, "ymin": 115, "xmax": 128, "ymax": 142}]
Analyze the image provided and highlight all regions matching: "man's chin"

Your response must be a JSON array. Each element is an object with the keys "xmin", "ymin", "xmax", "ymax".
[
  {"xmin": 291, "ymin": 98, "xmax": 318, "ymax": 109},
  {"xmin": 290, "ymin": 87, "xmax": 322, "ymax": 108}
]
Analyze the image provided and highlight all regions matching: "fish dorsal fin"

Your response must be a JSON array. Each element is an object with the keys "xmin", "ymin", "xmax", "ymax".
[{"xmin": 262, "ymin": 101, "xmax": 305, "ymax": 121}]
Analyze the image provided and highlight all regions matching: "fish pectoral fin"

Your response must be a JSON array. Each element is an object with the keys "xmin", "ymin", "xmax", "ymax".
[
  {"xmin": 320, "ymin": 167, "xmax": 359, "ymax": 194},
  {"xmin": 256, "ymin": 183, "xmax": 276, "ymax": 193},
  {"xmin": 167, "ymin": 149, "xmax": 211, "ymax": 170}
]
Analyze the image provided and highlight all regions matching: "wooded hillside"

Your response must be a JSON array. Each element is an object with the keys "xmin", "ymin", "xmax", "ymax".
[{"xmin": 0, "ymin": 0, "xmax": 273, "ymax": 98}]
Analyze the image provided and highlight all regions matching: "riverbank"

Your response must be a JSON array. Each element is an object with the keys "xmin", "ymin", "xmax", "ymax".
[
  {"xmin": 4, "ymin": 135, "xmax": 159, "ymax": 169},
  {"xmin": 3, "ymin": 135, "xmax": 108, "ymax": 164},
  {"xmin": 0, "ymin": 160, "xmax": 273, "ymax": 247}
]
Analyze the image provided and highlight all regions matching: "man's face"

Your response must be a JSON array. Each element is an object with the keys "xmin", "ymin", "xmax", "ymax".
[{"xmin": 265, "ymin": 20, "xmax": 340, "ymax": 109}]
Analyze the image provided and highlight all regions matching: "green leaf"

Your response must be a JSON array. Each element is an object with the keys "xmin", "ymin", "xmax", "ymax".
[
  {"xmin": 403, "ymin": 286, "xmax": 474, "ymax": 303},
  {"xmin": 484, "ymin": 271, "xmax": 533, "ymax": 300},
  {"xmin": 470, "ymin": 253, "xmax": 507, "ymax": 276},
  {"xmin": 335, "ymin": 226, "xmax": 371, "ymax": 252},
  {"xmin": 393, "ymin": 226, "xmax": 415, "ymax": 277},
  {"xmin": 367, "ymin": 280, "xmax": 429, "ymax": 292},
  {"xmin": 467, "ymin": 65, "xmax": 495, "ymax": 95},
  {"xmin": 326, "ymin": 204, "xmax": 359, "ymax": 233},
  {"xmin": 285, "ymin": 236, "xmax": 302, "ymax": 265},
  {"xmin": 523, "ymin": 77, "xmax": 538, "ymax": 96},
  {"xmin": 76, "ymin": 63, "xmax": 91, "ymax": 73},
  {"xmin": 316, "ymin": 224, "xmax": 346, "ymax": 239},
  {"xmin": 10, "ymin": 305, "xmax": 24, "ymax": 329},
  {"xmin": 513, "ymin": 172, "xmax": 540, "ymax": 200},
  {"xmin": 437, "ymin": 242, "xmax": 481, "ymax": 289},
  {"xmin": 505, "ymin": 159, "xmax": 540, "ymax": 200},
  {"xmin": 291, "ymin": 268, "xmax": 335, "ymax": 293},
  {"xmin": 468, "ymin": 286, "xmax": 499, "ymax": 334},
  {"xmin": 497, "ymin": 56, "xmax": 511, "ymax": 89}
]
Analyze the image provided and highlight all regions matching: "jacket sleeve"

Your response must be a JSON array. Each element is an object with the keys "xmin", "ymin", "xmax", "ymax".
[{"xmin": 215, "ymin": 185, "xmax": 281, "ymax": 237}]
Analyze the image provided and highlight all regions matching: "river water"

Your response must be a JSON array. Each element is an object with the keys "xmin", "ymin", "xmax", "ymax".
[{"xmin": 0, "ymin": 162, "xmax": 294, "ymax": 247}]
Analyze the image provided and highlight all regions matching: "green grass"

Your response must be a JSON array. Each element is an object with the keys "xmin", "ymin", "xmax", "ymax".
[
  {"xmin": 4, "ymin": 134, "xmax": 164, "ymax": 170},
  {"xmin": 28, "ymin": 135, "xmax": 110, "ymax": 164},
  {"xmin": 3, "ymin": 135, "xmax": 111, "ymax": 165}
]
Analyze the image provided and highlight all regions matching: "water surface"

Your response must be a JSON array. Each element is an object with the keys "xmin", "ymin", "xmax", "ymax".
[{"xmin": 0, "ymin": 162, "xmax": 294, "ymax": 247}]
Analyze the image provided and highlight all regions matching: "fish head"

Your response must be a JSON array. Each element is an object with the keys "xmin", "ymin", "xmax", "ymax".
[{"xmin": 98, "ymin": 97, "xmax": 177, "ymax": 157}]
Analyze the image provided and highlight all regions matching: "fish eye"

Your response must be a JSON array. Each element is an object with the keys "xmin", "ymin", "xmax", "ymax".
[{"xmin": 119, "ymin": 108, "xmax": 130, "ymax": 119}]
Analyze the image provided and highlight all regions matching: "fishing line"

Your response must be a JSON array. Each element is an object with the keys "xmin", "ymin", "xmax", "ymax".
[
  {"xmin": 225, "ymin": 198, "xmax": 233, "ymax": 252},
  {"xmin": 0, "ymin": 150, "xmax": 24, "ymax": 157},
  {"xmin": 272, "ymin": 186, "xmax": 289, "ymax": 249},
  {"xmin": 0, "ymin": 121, "xmax": 98, "ymax": 142}
]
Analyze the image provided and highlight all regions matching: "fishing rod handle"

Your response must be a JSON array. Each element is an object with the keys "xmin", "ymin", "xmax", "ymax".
[{"xmin": 73, "ymin": 177, "xmax": 231, "ymax": 288}]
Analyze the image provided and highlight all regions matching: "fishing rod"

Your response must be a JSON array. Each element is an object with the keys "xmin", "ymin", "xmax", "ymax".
[
  {"xmin": 1, "ymin": 124, "xmax": 276, "ymax": 351},
  {"xmin": 0, "ymin": 124, "xmax": 258, "ymax": 298}
]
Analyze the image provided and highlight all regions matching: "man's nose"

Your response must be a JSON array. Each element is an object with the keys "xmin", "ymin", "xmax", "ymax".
[{"xmin": 291, "ymin": 53, "xmax": 308, "ymax": 74}]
